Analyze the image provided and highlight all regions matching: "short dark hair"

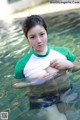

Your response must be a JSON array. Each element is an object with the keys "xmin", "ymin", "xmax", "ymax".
[{"xmin": 23, "ymin": 15, "xmax": 47, "ymax": 38}]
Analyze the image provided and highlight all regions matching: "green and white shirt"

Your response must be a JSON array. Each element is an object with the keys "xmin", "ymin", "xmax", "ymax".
[{"xmin": 14, "ymin": 46, "xmax": 76, "ymax": 80}]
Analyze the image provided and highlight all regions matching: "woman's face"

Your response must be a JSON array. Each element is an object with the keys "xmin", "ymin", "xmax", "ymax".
[{"xmin": 27, "ymin": 25, "xmax": 48, "ymax": 53}]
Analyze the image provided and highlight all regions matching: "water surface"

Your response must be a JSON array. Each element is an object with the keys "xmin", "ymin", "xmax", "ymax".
[{"xmin": 0, "ymin": 11, "xmax": 80, "ymax": 120}]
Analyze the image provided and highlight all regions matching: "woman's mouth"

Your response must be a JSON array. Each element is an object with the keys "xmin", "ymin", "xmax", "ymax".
[{"xmin": 38, "ymin": 44, "xmax": 44, "ymax": 47}]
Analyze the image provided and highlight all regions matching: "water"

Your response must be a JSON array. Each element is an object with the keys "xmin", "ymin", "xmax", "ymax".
[{"xmin": 0, "ymin": 10, "xmax": 80, "ymax": 120}]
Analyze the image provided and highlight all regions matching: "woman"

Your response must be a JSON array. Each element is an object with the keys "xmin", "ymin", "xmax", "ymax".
[{"xmin": 13, "ymin": 15, "xmax": 80, "ymax": 120}]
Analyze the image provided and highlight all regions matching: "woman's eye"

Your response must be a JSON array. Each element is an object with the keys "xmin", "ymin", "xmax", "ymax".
[
  {"xmin": 40, "ymin": 33, "xmax": 45, "ymax": 36},
  {"xmin": 30, "ymin": 36, "xmax": 35, "ymax": 39}
]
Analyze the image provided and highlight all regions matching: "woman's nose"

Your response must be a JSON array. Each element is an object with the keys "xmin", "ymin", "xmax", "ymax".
[{"xmin": 37, "ymin": 36, "xmax": 41, "ymax": 43}]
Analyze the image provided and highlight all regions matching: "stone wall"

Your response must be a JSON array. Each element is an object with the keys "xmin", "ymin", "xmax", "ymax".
[{"xmin": 9, "ymin": 0, "xmax": 48, "ymax": 13}]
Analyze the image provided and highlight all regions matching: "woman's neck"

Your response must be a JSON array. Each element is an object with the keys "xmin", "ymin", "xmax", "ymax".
[{"xmin": 34, "ymin": 46, "xmax": 47, "ymax": 55}]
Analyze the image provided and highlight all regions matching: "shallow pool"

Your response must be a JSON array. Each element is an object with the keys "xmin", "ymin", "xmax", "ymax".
[{"xmin": 0, "ymin": 10, "xmax": 80, "ymax": 120}]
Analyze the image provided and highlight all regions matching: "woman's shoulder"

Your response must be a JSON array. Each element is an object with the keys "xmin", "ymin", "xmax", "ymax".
[
  {"xmin": 49, "ymin": 46, "xmax": 76, "ymax": 62},
  {"xmin": 16, "ymin": 50, "xmax": 33, "ymax": 66}
]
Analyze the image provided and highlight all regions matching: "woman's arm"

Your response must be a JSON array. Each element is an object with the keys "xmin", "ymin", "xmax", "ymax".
[
  {"xmin": 50, "ymin": 58, "xmax": 80, "ymax": 72},
  {"xmin": 50, "ymin": 59, "xmax": 74, "ymax": 70},
  {"xmin": 12, "ymin": 79, "xmax": 31, "ymax": 89},
  {"xmin": 70, "ymin": 60, "xmax": 80, "ymax": 72}
]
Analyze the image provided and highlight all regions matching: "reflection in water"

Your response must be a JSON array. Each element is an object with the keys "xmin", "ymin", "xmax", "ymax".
[{"xmin": 0, "ymin": 11, "xmax": 80, "ymax": 120}]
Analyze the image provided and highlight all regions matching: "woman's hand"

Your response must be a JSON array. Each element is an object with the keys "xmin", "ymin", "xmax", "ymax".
[{"xmin": 50, "ymin": 59, "xmax": 74, "ymax": 70}]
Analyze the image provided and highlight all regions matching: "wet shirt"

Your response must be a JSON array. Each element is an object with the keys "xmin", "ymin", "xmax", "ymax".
[{"xmin": 14, "ymin": 46, "xmax": 76, "ymax": 96}]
